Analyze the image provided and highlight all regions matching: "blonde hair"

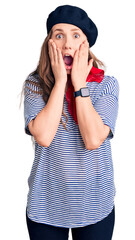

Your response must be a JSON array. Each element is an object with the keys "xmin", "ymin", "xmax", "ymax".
[{"xmin": 21, "ymin": 29, "xmax": 106, "ymax": 131}]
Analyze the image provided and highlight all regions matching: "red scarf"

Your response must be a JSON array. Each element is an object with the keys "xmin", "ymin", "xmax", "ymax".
[{"xmin": 65, "ymin": 66, "xmax": 104, "ymax": 124}]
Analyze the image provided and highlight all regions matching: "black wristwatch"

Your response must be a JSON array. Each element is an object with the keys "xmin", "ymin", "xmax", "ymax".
[{"xmin": 73, "ymin": 87, "xmax": 89, "ymax": 98}]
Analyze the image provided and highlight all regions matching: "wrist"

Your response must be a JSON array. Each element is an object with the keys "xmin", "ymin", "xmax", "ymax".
[
  {"xmin": 54, "ymin": 81, "xmax": 67, "ymax": 92},
  {"xmin": 73, "ymin": 82, "xmax": 87, "ymax": 92},
  {"xmin": 55, "ymin": 80, "xmax": 67, "ymax": 87}
]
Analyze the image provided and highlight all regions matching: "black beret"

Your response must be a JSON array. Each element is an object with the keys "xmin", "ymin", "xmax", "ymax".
[{"xmin": 46, "ymin": 5, "xmax": 98, "ymax": 47}]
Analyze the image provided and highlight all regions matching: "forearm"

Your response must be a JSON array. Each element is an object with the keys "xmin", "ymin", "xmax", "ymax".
[
  {"xmin": 29, "ymin": 82, "xmax": 66, "ymax": 147},
  {"xmin": 74, "ymin": 84, "xmax": 110, "ymax": 150}
]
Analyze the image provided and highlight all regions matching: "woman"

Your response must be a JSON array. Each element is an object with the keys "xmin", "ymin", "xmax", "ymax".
[{"xmin": 23, "ymin": 5, "xmax": 119, "ymax": 240}]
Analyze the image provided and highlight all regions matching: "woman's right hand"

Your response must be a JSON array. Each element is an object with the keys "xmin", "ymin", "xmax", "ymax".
[{"xmin": 48, "ymin": 39, "xmax": 67, "ymax": 85}]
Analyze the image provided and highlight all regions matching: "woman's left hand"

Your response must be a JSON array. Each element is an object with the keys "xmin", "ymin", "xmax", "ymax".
[{"xmin": 71, "ymin": 40, "xmax": 93, "ymax": 89}]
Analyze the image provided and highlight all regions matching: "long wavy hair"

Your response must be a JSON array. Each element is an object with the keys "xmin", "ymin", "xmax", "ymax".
[{"xmin": 21, "ymin": 29, "xmax": 106, "ymax": 131}]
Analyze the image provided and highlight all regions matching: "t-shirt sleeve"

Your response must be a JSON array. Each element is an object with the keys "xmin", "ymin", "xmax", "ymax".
[
  {"xmin": 93, "ymin": 76, "xmax": 119, "ymax": 140},
  {"xmin": 24, "ymin": 77, "xmax": 46, "ymax": 136}
]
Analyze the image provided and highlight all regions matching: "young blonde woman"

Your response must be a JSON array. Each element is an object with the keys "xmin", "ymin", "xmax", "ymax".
[{"xmin": 23, "ymin": 5, "xmax": 119, "ymax": 240}]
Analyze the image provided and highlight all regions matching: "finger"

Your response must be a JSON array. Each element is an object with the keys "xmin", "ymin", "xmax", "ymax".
[
  {"xmin": 48, "ymin": 39, "xmax": 58, "ymax": 63},
  {"xmin": 78, "ymin": 41, "xmax": 88, "ymax": 59},
  {"xmin": 51, "ymin": 41, "xmax": 58, "ymax": 62},
  {"xmin": 80, "ymin": 40, "xmax": 89, "ymax": 50},
  {"xmin": 82, "ymin": 39, "xmax": 89, "ymax": 47},
  {"xmin": 57, "ymin": 47, "xmax": 64, "ymax": 64},
  {"xmin": 73, "ymin": 49, "xmax": 79, "ymax": 64}
]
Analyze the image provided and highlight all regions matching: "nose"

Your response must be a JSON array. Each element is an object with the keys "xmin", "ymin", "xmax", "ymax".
[{"xmin": 62, "ymin": 36, "xmax": 72, "ymax": 49}]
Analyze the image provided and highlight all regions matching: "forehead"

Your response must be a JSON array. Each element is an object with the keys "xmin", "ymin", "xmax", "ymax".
[{"xmin": 52, "ymin": 23, "xmax": 84, "ymax": 34}]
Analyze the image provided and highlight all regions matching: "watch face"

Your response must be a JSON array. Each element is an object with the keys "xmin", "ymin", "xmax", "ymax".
[{"xmin": 81, "ymin": 88, "xmax": 89, "ymax": 97}]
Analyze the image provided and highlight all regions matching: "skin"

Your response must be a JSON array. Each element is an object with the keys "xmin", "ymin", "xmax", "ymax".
[
  {"xmin": 29, "ymin": 23, "xmax": 110, "ymax": 149},
  {"xmin": 47, "ymin": 23, "xmax": 110, "ymax": 149},
  {"xmin": 48, "ymin": 23, "xmax": 93, "ymax": 91}
]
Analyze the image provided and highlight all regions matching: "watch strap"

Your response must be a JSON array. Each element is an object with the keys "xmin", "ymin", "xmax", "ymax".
[
  {"xmin": 73, "ymin": 89, "xmax": 81, "ymax": 98},
  {"xmin": 74, "ymin": 87, "xmax": 89, "ymax": 98}
]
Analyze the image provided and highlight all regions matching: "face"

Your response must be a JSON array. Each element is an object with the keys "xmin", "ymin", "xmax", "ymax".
[{"xmin": 51, "ymin": 23, "xmax": 88, "ymax": 74}]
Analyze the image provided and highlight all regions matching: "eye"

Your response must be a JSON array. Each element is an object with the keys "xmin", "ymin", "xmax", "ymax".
[
  {"xmin": 56, "ymin": 34, "xmax": 63, "ymax": 39},
  {"xmin": 74, "ymin": 33, "xmax": 80, "ymax": 39}
]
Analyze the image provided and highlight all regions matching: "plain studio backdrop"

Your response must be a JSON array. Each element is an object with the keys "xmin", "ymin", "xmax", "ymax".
[{"xmin": 0, "ymin": 0, "xmax": 135, "ymax": 239}]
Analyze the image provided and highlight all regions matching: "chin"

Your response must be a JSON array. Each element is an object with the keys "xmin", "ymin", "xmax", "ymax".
[{"xmin": 66, "ymin": 69, "xmax": 71, "ymax": 74}]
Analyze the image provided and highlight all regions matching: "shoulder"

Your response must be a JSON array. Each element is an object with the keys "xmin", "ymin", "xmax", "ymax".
[
  {"xmin": 24, "ymin": 73, "xmax": 43, "ymax": 95},
  {"xmin": 25, "ymin": 72, "xmax": 40, "ymax": 87},
  {"xmin": 87, "ymin": 75, "xmax": 119, "ymax": 103},
  {"xmin": 97, "ymin": 75, "xmax": 119, "ymax": 100}
]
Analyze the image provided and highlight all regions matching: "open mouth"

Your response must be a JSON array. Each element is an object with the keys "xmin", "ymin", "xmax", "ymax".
[{"xmin": 63, "ymin": 55, "xmax": 73, "ymax": 68}]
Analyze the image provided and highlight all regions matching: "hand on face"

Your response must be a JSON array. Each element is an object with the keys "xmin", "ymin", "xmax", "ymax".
[
  {"xmin": 71, "ymin": 40, "xmax": 93, "ymax": 88},
  {"xmin": 48, "ymin": 38, "xmax": 93, "ymax": 88},
  {"xmin": 48, "ymin": 39, "xmax": 67, "ymax": 85}
]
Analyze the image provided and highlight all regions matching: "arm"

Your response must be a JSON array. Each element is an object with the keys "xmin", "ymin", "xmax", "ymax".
[
  {"xmin": 71, "ymin": 40, "xmax": 111, "ymax": 150},
  {"xmin": 74, "ymin": 83, "xmax": 110, "ymax": 150},
  {"xmin": 28, "ymin": 81, "xmax": 66, "ymax": 147},
  {"xmin": 28, "ymin": 39, "xmax": 68, "ymax": 147}
]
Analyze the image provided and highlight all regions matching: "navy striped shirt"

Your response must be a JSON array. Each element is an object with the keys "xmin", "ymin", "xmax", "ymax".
[{"xmin": 24, "ymin": 73, "xmax": 119, "ymax": 228}]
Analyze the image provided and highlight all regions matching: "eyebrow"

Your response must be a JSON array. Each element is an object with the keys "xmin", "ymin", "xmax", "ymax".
[{"xmin": 53, "ymin": 28, "xmax": 81, "ymax": 32}]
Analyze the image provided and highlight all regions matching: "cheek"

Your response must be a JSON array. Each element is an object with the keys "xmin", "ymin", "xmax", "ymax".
[
  {"xmin": 51, "ymin": 35, "xmax": 62, "ymax": 48},
  {"xmin": 75, "ymin": 38, "xmax": 89, "ymax": 51},
  {"xmin": 75, "ymin": 37, "xmax": 87, "ymax": 49},
  {"xmin": 74, "ymin": 42, "xmax": 81, "ymax": 51},
  {"xmin": 52, "ymin": 40, "xmax": 62, "ymax": 49}
]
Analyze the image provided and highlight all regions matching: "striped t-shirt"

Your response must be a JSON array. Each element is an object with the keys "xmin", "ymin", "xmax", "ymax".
[{"xmin": 24, "ymin": 73, "xmax": 119, "ymax": 228}]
